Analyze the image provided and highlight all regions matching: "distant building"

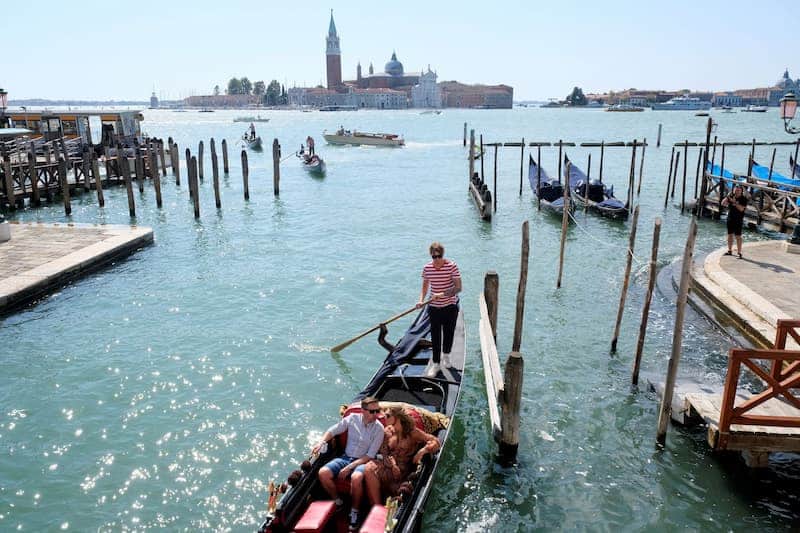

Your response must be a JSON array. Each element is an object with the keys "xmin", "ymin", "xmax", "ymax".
[
  {"xmin": 439, "ymin": 81, "xmax": 513, "ymax": 109},
  {"xmin": 183, "ymin": 94, "xmax": 260, "ymax": 108},
  {"xmin": 150, "ymin": 91, "xmax": 159, "ymax": 109},
  {"xmin": 412, "ymin": 66, "xmax": 442, "ymax": 108},
  {"xmin": 326, "ymin": 10, "xmax": 343, "ymax": 91},
  {"xmin": 712, "ymin": 92, "xmax": 742, "ymax": 107}
]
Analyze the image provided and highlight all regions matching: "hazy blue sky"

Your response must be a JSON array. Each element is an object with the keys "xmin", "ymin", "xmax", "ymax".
[{"xmin": 3, "ymin": 0, "xmax": 799, "ymax": 101}]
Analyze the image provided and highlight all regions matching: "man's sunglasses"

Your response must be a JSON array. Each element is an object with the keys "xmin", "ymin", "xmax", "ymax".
[{"xmin": 365, "ymin": 408, "xmax": 381, "ymax": 414}]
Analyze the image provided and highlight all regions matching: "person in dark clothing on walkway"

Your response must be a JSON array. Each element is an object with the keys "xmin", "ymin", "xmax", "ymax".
[{"xmin": 722, "ymin": 184, "xmax": 748, "ymax": 258}]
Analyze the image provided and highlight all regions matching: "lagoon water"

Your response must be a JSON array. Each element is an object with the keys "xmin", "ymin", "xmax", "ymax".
[{"xmin": 1, "ymin": 107, "xmax": 798, "ymax": 531}]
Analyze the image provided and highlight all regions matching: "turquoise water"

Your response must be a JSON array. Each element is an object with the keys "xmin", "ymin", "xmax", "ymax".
[{"xmin": 1, "ymin": 108, "xmax": 798, "ymax": 531}]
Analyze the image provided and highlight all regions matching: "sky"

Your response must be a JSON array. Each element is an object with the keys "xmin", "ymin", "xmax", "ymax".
[{"xmin": 3, "ymin": 0, "xmax": 799, "ymax": 102}]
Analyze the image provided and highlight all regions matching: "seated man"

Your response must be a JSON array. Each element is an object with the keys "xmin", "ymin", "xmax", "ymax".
[{"xmin": 312, "ymin": 396, "xmax": 384, "ymax": 510}]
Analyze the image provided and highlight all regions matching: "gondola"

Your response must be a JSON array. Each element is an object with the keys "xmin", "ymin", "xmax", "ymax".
[
  {"xmin": 259, "ymin": 306, "xmax": 466, "ymax": 533},
  {"xmin": 243, "ymin": 134, "xmax": 263, "ymax": 151},
  {"xmin": 564, "ymin": 155, "xmax": 629, "ymax": 219},
  {"xmin": 298, "ymin": 153, "xmax": 326, "ymax": 176},
  {"xmin": 527, "ymin": 154, "xmax": 572, "ymax": 216}
]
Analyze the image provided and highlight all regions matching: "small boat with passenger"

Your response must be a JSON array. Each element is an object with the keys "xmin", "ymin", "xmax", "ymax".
[
  {"xmin": 323, "ymin": 128, "xmax": 405, "ymax": 147},
  {"xmin": 243, "ymin": 133, "xmax": 263, "ymax": 150},
  {"xmin": 298, "ymin": 152, "xmax": 326, "ymax": 176},
  {"xmin": 258, "ymin": 306, "xmax": 465, "ymax": 533}
]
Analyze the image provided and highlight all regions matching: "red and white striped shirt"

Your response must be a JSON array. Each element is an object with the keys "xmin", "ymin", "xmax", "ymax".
[{"xmin": 422, "ymin": 259, "xmax": 461, "ymax": 307}]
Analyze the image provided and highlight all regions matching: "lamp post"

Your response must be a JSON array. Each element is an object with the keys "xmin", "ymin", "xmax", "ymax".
[
  {"xmin": 779, "ymin": 91, "xmax": 800, "ymax": 244},
  {"xmin": 0, "ymin": 88, "xmax": 8, "ymax": 128}
]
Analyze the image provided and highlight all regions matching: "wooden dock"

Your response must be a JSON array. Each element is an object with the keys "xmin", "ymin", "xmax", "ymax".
[{"xmin": 0, "ymin": 222, "xmax": 153, "ymax": 314}]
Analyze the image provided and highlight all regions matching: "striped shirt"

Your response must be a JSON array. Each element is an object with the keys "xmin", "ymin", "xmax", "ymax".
[{"xmin": 422, "ymin": 259, "xmax": 461, "ymax": 307}]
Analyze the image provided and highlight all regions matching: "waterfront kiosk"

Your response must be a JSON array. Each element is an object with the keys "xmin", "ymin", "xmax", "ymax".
[{"xmin": 6, "ymin": 110, "xmax": 143, "ymax": 147}]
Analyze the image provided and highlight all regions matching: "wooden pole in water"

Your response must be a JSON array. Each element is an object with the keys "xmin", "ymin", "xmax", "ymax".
[
  {"xmin": 198, "ymin": 141, "xmax": 204, "ymax": 180},
  {"xmin": 710, "ymin": 136, "xmax": 718, "ymax": 169},
  {"xmin": 632, "ymin": 217, "xmax": 662, "ymax": 386},
  {"xmin": 656, "ymin": 124, "xmax": 662, "ymax": 148},
  {"xmin": 158, "ymin": 140, "xmax": 167, "ymax": 177},
  {"xmin": 241, "ymin": 149, "xmax": 250, "ymax": 200},
  {"xmin": 627, "ymin": 140, "xmax": 638, "ymax": 211},
  {"xmin": 599, "ymin": 141, "xmax": 605, "ymax": 183},
  {"xmin": 719, "ymin": 146, "xmax": 727, "ymax": 203},
  {"xmin": 2, "ymin": 154, "xmax": 15, "ymax": 209},
  {"xmin": 610, "ymin": 205, "xmax": 639, "ymax": 353},
  {"xmin": 81, "ymin": 147, "xmax": 91, "ymax": 191},
  {"xmin": 794, "ymin": 139, "xmax": 800, "ymax": 178},
  {"xmin": 135, "ymin": 144, "xmax": 144, "ymax": 193},
  {"xmin": 463, "ymin": 123, "xmax": 467, "ymax": 147},
  {"xmin": 191, "ymin": 156, "xmax": 200, "ymax": 218},
  {"xmin": 512, "ymin": 220, "xmax": 529, "ymax": 352},
  {"xmin": 186, "ymin": 148, "xmax": 193, "ymax": 198},
  {"xmin": 680, "ymin": 141, "xmax": 688, "ymax": 213},
  {"xmin": 536, "ymin": 145, "xmax": 542, "ymax": 211},
  {"xmin": 696, "ymin": 118, "xmax": 713, "ymax": 217},
  {"xmin": 768, "ymin": 147, "xmax": 776, "ymax": 181},
  {"xmin": 557, "ymin": 140, "xmax": 563, "ymax": 183},
  {"xmin": 656, "ymin": 217, "xmax": 697, "ymax": 446},
  {"xmin": 151, "ymin": 145, "xmax": 163, "ymax": 208},
  {"xmin": 58, "ymin": 156, "xmax": 71, "ymax": 216},
  {"xmin": 694, "ymin": 147, "xmax": 703, "ymax": 199},
  {"xmin": 556, "ymin": 162, "xmax": 570, "ymax": 289},
  {"xmin": 750, "ymin": 138, "xmax": 756, "ymax": 165},
  {"xmin": 92, "ymin": 151, "xmax": 104, "ymax": 207},
  {"xmin": 670, "ymin": 151, "xmax": 680, "ymax": 198},
  {"xmin": 518, "ymin": 138, "xmax": 524, "ymax": 197},
  {"xmin": 469, "ymin": 129, "xmax": 475, "ymax": 182},
  {"xmin": 212, "ymin": 151, "xmax": 221, "ymax": 209},
  {"xmin": 222, "ymin": 139, "xmax": 229, "ymax": 173},
  {"xmin": 28, "ymin": 149, "xmax": 40, "ymax": 206},
  {"xmin": 484, "ymin": 271, "xmax": 499, "ymax": 340},
  {"xmin": 637, "ymin": 138, "xmax": 647, "ymax": 196},
  {"xmin": 119, "ymin": 144, "xmax": 135, "ymax": 217},
  {"xmin": 664, "ymin": 148, "xmax": 674, "ymax": 208},
  {"xmin": 493, "ymin": 144, "xmax": 498, "ymax": 212},
  {"xmin": 500, "ymin": 351, "xmax": 524, "ymax": 466},
  {"xmin": 272, "ymin": 138, "xmax": 281, "ymax": 196},
  {"xmin": 173, "ymin": 143, "xmax": 180, "ymax": 185},
  {"xmin": 479, "ymin": 134, "xmax": 485, "ymax": 180},
  {"xmin": 585, "ymin": 153, "xmax": 591, "ymax": 213}
]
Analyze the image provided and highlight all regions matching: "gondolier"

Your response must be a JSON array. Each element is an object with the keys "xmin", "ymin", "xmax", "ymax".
[
  {"xmin": 417, "ymin": 242, "xmax": 461, "ymax": 377},
  {"xmin": 250, "ymin": 123, "xmax": 256, "ymax": 141},
  {"xmin": 306, "ymin": 135, "xmax": 315, "ymax": 156}
]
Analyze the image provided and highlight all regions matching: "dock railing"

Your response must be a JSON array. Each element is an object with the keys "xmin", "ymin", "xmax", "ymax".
[{"xmin": 717, "ymin": 321, "xmax": 800, "ymax": 450}]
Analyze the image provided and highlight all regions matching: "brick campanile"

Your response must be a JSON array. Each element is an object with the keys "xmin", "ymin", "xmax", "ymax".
[{"xmin": 326, "ymin": 10, "xmax": 342, "ymax": 90}]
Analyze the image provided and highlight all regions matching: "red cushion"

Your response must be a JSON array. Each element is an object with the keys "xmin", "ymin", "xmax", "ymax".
[
  {"xmin": 359, "ymin": 505, "xmax": 388, "ymax": 533},
  {"xmin": 293, "ymin": 500, "xmax": 335, "ymax": 533}
]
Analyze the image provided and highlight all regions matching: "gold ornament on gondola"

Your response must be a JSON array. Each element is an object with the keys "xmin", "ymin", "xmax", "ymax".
[{"xmin": 384, "ymin": 496, "xmax": 399, "ymax": 531}]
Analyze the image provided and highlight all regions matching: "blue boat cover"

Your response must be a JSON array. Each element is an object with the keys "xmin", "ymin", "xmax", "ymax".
[
  {"xmin": 751, "ymin": 161, "xmax": 800, "ymax": 189},
  {"xmin": 565, "ymin": 155, "xmax": 625, "ymax": 210},
  {"xmin": 528, "ymin": 155, "xmax": 565, "ymax": 204},
  {"xmin": 355, "ymin": 306, "xmax": 432, "ymax": 400},
  {"xmin": 706, "ymin": 162, "xmax": 738, "ymax": 180}
]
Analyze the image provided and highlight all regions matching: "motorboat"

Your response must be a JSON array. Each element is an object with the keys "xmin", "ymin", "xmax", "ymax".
[{"xmin": 323, "ymin": 129, "xmax": 404, "ymax": 147}]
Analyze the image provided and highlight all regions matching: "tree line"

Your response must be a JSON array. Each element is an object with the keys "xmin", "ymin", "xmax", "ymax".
[{"xmin": 216, "ymin": 77, "xmax": 288, "ymax": 105}]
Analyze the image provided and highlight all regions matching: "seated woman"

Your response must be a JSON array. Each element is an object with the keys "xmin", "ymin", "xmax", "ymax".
[{"xmin": 364, "ymin": 406, "xmax": 440, "ymax": 505}]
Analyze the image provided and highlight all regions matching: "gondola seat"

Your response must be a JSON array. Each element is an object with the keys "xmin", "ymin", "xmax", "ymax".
[
  {"xmin": 293, "ymin": 500, "xmax": 336, "ymax": 533},
  {"xmin": 359, "ymin": 504, "xmax": 388, "ymax": 533}
]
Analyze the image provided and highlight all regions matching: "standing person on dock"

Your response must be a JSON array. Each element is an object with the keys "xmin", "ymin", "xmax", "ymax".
[
  {"xmin": 417, "ymin": 242, "xmax": 461, "ymax": 377},
  {"xmin": 722, "ymin": 184, "xmax": 748, "ymax": 258},
  {"xmin": 306, "ymin": 135, "xmax": 315, "ymax": 156}
]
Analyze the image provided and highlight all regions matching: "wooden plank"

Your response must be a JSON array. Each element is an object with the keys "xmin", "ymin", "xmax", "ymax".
[{"xmin": 478, "ymin": 293, "xmax": 503, "ymax": 440}]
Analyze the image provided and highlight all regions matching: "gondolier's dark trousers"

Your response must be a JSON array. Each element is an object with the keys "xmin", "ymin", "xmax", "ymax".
[{"xmin": 429, "ymin": 303, "xmax": 458, "ymax": 363}]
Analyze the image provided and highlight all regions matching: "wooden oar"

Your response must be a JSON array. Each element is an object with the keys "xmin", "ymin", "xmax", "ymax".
[{"xmin": 330, "ymin": 299, "xmax": 432, "ymax": 353}]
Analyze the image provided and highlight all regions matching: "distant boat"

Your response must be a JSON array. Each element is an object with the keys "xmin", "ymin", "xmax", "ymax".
[
  {"xmin": 605, "ymin": 103, "xmax": 645, "ymax": 112},
  {"xmin": 695, "ymin": 111, "xmax": 710, "ymax": 116},
  {"xmin": 420, "ymin": 109, "xmax": 442, "ymax": 115},
  {"xmin": 298, "ymin": 153, "xmax": 326, "ymax": 176},
  {"xmin": 651, "ymin": 96, "xmax": 711, "ymax": 111},
  {"xmin": 527, "ymin": 155, "xmax": 572, "ymax": 216},
  {"xmin": 319, "ymin": 105, "xmax": 358, "ymax": 111},
  {"xmin": 540, "ymin": 99, "xmax": 564, "ymax": 108},
  {"xmin": 234, "ymin": 115, "xmax": 270, "ymax": 123},
  {"xmin": 199, "ymin": 108, "xmax": 214, "ymax": 113},
  {"xmin": 565, "ymin": 155, "xmax": 628, "ymax": 219},
  {"xmin": 243, "ymin": 134, "xmax": 263, "ymax": 150},
  {"xmin": 323, "ymin": 129, "xmax": 404, "ymax": 147},
  {"xmin": 742, "ymin": 105, "xmax": 768, "ymax": 113}
]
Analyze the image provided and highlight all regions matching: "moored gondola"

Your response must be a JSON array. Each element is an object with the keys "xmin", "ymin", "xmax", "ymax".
[
  {"xmin": 527, "ymin": 154, "xmax": 572, "ymax": 216},
  {"xmin": 564, "ymin": 155, "xmax": 629, "ymax": 219},
  {"xmin": 259, "ymin": 306, "xmax": 466, "ymax": 533}
]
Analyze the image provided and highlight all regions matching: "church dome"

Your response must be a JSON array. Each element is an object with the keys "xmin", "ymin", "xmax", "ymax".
[
  {"xmin": 384, "ymin": 51, "xmax": 404, "ymax": 76},
  {"xmin": 776, "ymin": 69, "xmax": 794, "ymax": 90}
]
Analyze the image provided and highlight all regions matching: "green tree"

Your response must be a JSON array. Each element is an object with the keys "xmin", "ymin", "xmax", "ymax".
[
  {"xmin": 227, "ymin": 78, "xmax": 242, "ymax": 95},
  {"xmin": 253, "ymin": 81, "xmax": 266, "ymax": 96},
  {"xmin": 565, "ymin": 86, "xmax": 587, "ymax": 106},
  {"xmin": 265, "ymin": 80, "xmax": 282, "ymax": 106},
  {"xmin": 213, "ymin": 85, "xmax": 220, "ymax": 96},
  {"xmin": 240, "ymin": 77, "xmax": 253, "ymax": 95}
]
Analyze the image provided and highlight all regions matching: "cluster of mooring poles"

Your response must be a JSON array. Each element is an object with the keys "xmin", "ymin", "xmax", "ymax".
[{"xmin": 0, "ymin": 135, "xmax": 286, "ymax": 218}]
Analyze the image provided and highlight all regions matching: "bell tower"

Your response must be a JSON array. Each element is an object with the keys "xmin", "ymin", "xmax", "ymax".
[{"xmin": 326, "ymin": 10, "xmax": 342, "ymax": 90}]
